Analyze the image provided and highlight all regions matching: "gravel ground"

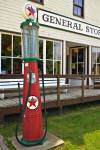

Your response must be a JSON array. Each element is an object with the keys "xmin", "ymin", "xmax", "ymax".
[{"xmin": 0, "ymin": 135, "xmax": 8, "ymax": 150}]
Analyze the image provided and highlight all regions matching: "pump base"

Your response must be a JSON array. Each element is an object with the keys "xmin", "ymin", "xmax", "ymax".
[
  {"xmin": 20, "ymin": 136, "xmax": 47, "ymax": 146},
  {"xmin": 12, "ymin": 132, "xmax": 64, "ymax": 150}
]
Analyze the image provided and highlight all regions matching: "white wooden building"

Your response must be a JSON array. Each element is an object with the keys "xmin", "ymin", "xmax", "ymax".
[{"xmin": 0, "ymin": 0, "xmax": 100, "ymax": 86}]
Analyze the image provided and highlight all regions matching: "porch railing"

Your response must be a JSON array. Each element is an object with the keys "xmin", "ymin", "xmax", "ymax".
[{"xmin": 0, "ymin": 74, "xmax": 100, "ymax": 106}]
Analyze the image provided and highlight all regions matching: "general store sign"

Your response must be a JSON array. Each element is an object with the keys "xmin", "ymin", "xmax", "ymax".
[{"xmin": 38, "ymin": 9, "xmax": 100, "ymax": 39}]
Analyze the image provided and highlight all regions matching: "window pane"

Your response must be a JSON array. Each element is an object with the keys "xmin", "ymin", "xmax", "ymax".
[
  {"xmin": 79, "ymin": 0, "xmax": 83, "ymax": 7},
  {"xmin": 35, "ymin": 0, "xmax": 43, "ymax": 2},
  {"xmin": 54, "ymin": 61, "xmax": 61, "ymax": 74},
  {"xmin": 73, "ymin": 0, "xmax": 83, "ymax": 17},
  {"xmin": 1, "ymin": 34, "xmax": 12, "ymax": 56},
  {"xmin": 91, "ymin": 47, "xmax": 100, "ymax": 75},
  {"xmin": 74, "ymin": 0, "xmax": 79, "ymax": 5},
  {"xmin": 78, "ymin": 49, "xmax": 84, "ymax": 62},
  {"xmin": 92, "ymin": 47, "xmax": 97, "ymax": 53},
  {"xmin": 54, "ymin": 42, "xmax": 61, "ymax": 60},
  {"xmin": 97, "ymin": 53, "xmax": 100, "ymax": 63},
  {"xmin": 77, "ymin": 7, "xmax": 82, "ymax": 16},
  {"xmin": 72, "ymin": 63, "xmax": 77, "ymax": 74},
  {"xmin": 72, "ymin": 50, "xmax": 77, "ymax": 63},
  {"xmin": 96, "ymin": 64, "xmax": 100, "ymax": 75},
  {"xmin": 38, "ymin": 63, "xmax": 43, "ymax": 75},
  {"xmin": 92, "ymin": 52, "xmax": 96, "ymax": 74},
  {"xmin": 13, "ymin": 36, "xmax": 21, "ymax": 57},
  {"xmin": 78, "ymin": 63, "xmax": 84, "ymax": 74},
  {"xmin": 46, "ymin": 41, "xmax": 53, "ymax": 59},
  {"xmin": 74, "ymin": 6, "xmax": 81, "ymax": 16},
  {"xmin": 30, "ymin": 0, "xmax": 43, "ymax": 3},
  {"xmin": 96, "ymin": 47, "xmax": 100, "ymax": 53},
  {"xmin": 13, "ymin": 59, "xmax": 22, "ymax": 74},
  {"xmin": 72, "ymin": 48, "xmax": 85, "ymax": 74},
  {"xmin": 46, "ymin": 61, "xmax": 53, "ymax": 74},
  {"xmin": 1, "ymin": 58, "xmax": 11, "ymax": 74},
  {"xmin": 39, "ymin": 40, "xmax": 43, "ymax": 59},
  {"xmin": 74, "ymin": 0, "xmax": 83, "ymax": 7},
  {"xmin": 74, "ymin": 6, "xmax": 78, "ymax": 15}
]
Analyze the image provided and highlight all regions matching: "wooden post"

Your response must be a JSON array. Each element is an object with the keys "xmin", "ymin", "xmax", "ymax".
[
  {"xmin": 57, "ymin": 75, "xmax": 60, "ymax": 106},
  {"xmin": 57, "ymin": 75, "xmax": 63, "ymax": 114},
  {"xmin": 82, "ymin": 75, "xmax": 84, "ymax": 102}
]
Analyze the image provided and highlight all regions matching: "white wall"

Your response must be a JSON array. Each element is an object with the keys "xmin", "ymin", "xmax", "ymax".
[
  {"xmin": 0, "ymin": 0, "xmax": 100, "ymax": 31},
  {"xmin": 0, "ymin": 0, "xmax": 100, "ymax": 46},
  {"xmin": 85, "ymin": 0, "xmax": 100, "ymax": 27},
  {"xmin": 39, "ymin": 26, "xmax": 100, "ymax": 47},
  {"xmin": 0, "ymin": 0, "xmax": 44, "ymax": 32}
]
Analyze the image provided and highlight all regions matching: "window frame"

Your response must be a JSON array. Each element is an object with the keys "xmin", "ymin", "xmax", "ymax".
[
  {"xmin": 39, "ymin": 38, "xmax": 63, "ymax": 75},
  {"xmin": 29, "ymin": 0, "xmax": 44, "ymax": 5},
  {"xmin": 73, "ymin": 0, "xmax": 84, "ymax": 18},
  {"xmin": 70, "ymin": 47, "xmax": 85, "ymax": 75},
  {"xmin": 91, "ymin": 46, "xmax": 100, "ymax": 75},
  {"xmin": 1, "ymin": 33, "xmax": 22, "ymax": 74},
  {"xmin": 46, "ymin": 40, "xmax": 62, "ymax": 75}
]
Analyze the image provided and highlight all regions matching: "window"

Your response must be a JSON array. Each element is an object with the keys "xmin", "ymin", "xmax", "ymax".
[
  {"xmin": 71, "ymin": 47, "xmax": 85, "ymax": 74},
  {"xmin": 39, "ymin": 39, "xmax": 62, "ymax": 75},
  {"xmin": 39, "ymin": 39, "xmax": 43, "ymax": 74},
  {"xmin": 46, "ymin": 41, "xmax": 62, "ymax": 75},
  {"xmin": 30, "ymin": 0, "xmax": 44, "ymax": 4},
  {"xmin": 73, "ymin": 0, "xmax": 84, "ymax": 17},
  {"xmin": 46, "ymin": 41, "xmax": 53, "ymax": 74},
  {"xmin": 92, "ymin": 47, "xmax": 100, "ymax": 75},
  {"xmin": 1, "ymin": 34, "xmax": 22, "ymax": 74}
]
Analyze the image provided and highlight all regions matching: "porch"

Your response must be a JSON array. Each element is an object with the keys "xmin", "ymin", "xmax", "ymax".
[{"xmin": 0, "ymin": 74, "xmax": 100, "ymax": 121}]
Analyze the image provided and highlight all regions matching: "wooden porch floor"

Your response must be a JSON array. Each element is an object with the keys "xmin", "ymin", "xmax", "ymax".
[
  {"xmin": 0, "ymin": 88, "xmax": 100, "ymax": 121},
  {"xmin": 0, "ymin": 88, "xmax": 100, "ymax": 108}
]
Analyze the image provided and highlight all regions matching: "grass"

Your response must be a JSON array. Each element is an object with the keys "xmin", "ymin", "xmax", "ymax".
[
  {"xmin": 48, "ymin": 103, "xmax": 100, "ymax": 149},
  {"xmin": 0, "ymin": 102, "xmax": 100, "ymax": 149}
]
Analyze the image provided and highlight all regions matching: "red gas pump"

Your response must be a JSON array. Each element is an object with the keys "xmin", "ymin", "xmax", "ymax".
[{"xmin": 15, "ymin": 5, "xmax": 47, "ymax": 146}]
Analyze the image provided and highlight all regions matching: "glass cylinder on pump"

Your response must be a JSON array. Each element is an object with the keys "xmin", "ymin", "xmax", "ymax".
[{"xmin": 21, "ymin": 19, "xmax": 39, "ymax": 59}]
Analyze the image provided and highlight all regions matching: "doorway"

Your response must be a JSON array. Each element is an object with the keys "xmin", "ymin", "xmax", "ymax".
[
  {"xmin": 70, "ymin": 47, "xmax": 85, "ymax": 75},
  {"xmin": 68, "ymin": 46, "xmax": 87, "ymax": 86}
]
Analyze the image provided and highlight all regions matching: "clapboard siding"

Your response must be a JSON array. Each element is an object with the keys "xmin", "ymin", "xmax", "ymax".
[
  {"xmin": 0, "ymin": 0, "xmax": 23, "ymax": 32},
  {"xmin": 44, "ymin": 0, "xmax": 72, "ymax": 18},
  {"xmin": 0, "ymin": 0, "xmax": 100, "ymax": 33},
  {"xmin": 85, "ymin": 0, "xmax": 100, "ymax": 26}
]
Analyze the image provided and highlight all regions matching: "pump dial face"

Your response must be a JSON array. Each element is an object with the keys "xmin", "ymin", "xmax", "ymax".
[{"xmin": 27, "ymin": 96, "xmax": 39, "ymax": 110}]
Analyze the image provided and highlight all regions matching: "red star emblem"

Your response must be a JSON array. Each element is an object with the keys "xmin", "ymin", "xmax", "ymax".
[
  {"xmin": 27, "ymin": 6, "xmax": 35, "ymax": 17},
  {"xmin": 29, "ymin": 97, "xmax": 37, "ymax": 107}
]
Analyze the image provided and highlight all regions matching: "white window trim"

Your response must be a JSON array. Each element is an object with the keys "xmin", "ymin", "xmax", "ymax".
[
  {"xmin": 91, "ymin": 46, "xmax": 100, "ymax": 75},
  {"xmin": 85, "ymin": 47, "xmax": 87, "ymax": 75},
  {"xmin": 39, "ymin": 38, "xmax": 63, "ymax": 75},
  {"xmin": 1, "ymin": 32, "xmax": 22, "ymax": 74},
  {"xmin": 63, "ymin": 41, "xmax": 66, "ymax": 74},
  {"xmin": 0, "ymin": 33, "xmax": 1, "ymax": 74},
  {"xmin": 11, "ymin": 35, "xmax": 13, "ymax": 74},
  {"xmin": 70, "ymin": 47, "xmax": 86, "ymax": 75},
  {"xmin": 43, "ymin": 39, "xmax": 46, "ymax": 74}
]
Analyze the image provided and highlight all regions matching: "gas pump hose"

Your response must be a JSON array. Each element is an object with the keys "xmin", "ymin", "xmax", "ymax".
[{"xmin": 15, "ymin": 59, "xmax": 47, "ymax": 146}]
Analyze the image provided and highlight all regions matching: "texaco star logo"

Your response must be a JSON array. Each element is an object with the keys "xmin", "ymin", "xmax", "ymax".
[
  {"xmin": 27, "ymin": 96, "xmax": 39, "ymax": 110},
  {"xmin": 23, "ymin": 3, "xmax": 37, "ymax": 20}
]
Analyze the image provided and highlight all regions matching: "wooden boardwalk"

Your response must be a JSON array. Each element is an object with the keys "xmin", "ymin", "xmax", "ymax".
[
  {"xmin": 0, "ymin": 89, "xmax": 100, "ymax": 108},
  {"xmin": 0, "ymin": 74, "xmax": 100, "ymax": 121}
]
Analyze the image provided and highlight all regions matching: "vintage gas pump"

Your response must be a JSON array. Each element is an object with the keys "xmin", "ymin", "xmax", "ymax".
[{"xmin": 15, "ymin": 5, "xmax": 47, "ymax": 146}]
